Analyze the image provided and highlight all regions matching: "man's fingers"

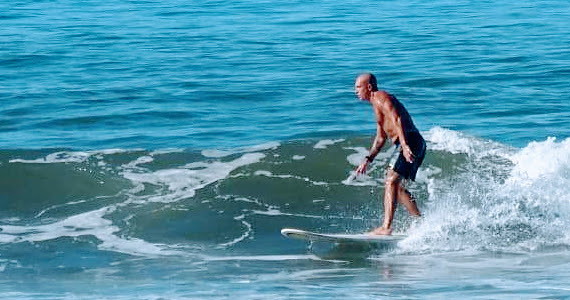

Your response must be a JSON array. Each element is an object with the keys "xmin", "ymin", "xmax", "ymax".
[
  {"xmin": 404, "ymin": 148, "xmax": 415, "ymax": 163},
  {"xmin": 355, "ymin": 163, "xmax": 367, "ymax": 175}
]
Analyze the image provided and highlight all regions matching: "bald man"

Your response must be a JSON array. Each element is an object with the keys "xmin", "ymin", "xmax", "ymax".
[{"xmin": 354, "ymin": 73, "xmax": 426, "ymax": 235}]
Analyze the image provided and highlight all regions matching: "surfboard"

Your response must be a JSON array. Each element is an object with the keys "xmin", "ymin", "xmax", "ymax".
[{"xmin": 281, "ymin": 228, "xmax": 406, "ymax": 245}]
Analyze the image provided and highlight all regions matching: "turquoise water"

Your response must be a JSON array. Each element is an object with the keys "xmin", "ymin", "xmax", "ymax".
[{"xmin": 1, "ymin": 0, "xmax": 569, "ymax": 298}]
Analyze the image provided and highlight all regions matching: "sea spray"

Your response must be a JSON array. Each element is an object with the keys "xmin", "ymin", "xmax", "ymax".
[{"xmin": 400, "ymin": 131, "xmax": 570, "ymax": 254}]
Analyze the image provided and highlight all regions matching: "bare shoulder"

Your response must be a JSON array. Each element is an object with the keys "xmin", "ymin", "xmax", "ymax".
[
  {"xmin": 375, "ymin": 91, "xmax": 395, "ymax": 110},
  {"xmin": 375, "ymin": 90, "xmax": 390, "ymax": 99}
]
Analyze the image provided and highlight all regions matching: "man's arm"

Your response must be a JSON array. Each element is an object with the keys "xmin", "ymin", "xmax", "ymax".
[
  {"xmin": 384, "ymin": 100, "xmax": 414, "ymax": 163},
  {"xmin": 367, "ymin": 123, "xmax": 386, "ymax": 162},
  {"xmin": 356, "ymin": 123, "xmax": 386, "ymax": 175}
]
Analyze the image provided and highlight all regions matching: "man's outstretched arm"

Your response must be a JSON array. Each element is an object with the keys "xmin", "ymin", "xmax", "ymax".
[{"xmin": 356, "ymin": 123, "xmax": 386, "ymax": 175}]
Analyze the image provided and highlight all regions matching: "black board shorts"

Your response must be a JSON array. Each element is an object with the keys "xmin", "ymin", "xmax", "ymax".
[{"xmin": 393, "ymin": 131, "xmax": 426, "ymax": 181}]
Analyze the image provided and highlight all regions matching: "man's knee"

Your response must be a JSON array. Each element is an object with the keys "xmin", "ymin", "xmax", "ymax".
[{"xmin": 385, "ymin": 170, "xmax": 401, "ymax": 187}]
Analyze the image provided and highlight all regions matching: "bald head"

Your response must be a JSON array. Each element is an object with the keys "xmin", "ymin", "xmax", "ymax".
[
  {"xmin": 358, "ymin": 73, "xmax": 378, "ymax": 90},
  {"xmin": 355, "ymin": 73, "xmax": 378, "ymax": 101}
]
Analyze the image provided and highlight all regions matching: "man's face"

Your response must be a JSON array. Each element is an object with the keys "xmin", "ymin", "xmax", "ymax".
[{"xmin": 354, "ymin": 76, "xmax": 370, "ymax": 101}]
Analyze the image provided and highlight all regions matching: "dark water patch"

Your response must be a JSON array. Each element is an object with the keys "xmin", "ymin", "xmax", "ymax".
[
  {"xmin": 0, "ymin": 54, "xmax": 59, "ymax": 68},
  {"xmin": 38, "ymin": 110, "xmax": 198, "ymax": 129},
  {"xmin": 0, "ymin": 158, "xmax": 128, "ymax": 219}
]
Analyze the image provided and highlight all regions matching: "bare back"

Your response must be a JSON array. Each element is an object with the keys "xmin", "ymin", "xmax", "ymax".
[{"xmin": 372, "ymin": 91, "xmax": 418, "ymax": 144}]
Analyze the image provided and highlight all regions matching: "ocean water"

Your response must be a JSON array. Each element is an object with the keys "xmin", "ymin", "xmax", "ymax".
[{"xmin": 1, "ymin": 0, "xmax": 569, "ymax": 298}]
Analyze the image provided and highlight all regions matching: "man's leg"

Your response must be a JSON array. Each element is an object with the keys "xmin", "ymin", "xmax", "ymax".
[
  {"xmin": 396, "ymin": 184, "xmax": 421, "ymax": 217},
  {"xmin": 371, "ymin": 170, "xmax": 400, "ymax": 235}
]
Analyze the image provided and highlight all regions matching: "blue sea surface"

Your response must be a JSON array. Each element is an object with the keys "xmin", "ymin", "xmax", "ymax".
[{"xmin": 0, "ymin": 0, "xmax": 569, "ymax": 298}]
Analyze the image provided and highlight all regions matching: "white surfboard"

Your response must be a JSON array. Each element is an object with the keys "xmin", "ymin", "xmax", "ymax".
[{"xmin": 281, "ymin": 228, "xmax": 406, "ymax": 244}]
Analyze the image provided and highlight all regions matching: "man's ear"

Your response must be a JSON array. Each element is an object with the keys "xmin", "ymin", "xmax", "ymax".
[{"xmin": 367, "ymin": 83, "xmax": 372, "ymax": 91}]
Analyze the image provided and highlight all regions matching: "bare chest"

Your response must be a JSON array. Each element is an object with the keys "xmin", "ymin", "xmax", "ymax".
[{"xmin": 375, "ymin": 110, "xmax": 399, "ymax": 142}]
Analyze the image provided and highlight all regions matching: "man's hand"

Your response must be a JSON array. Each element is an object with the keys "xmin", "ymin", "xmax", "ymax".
[
  {"xmin": 355, "ymin": 160, "xmax": 370, "ymax": 175},
  {"xmin": 402, "ymin": 145, "xmax": 414, "ymax": 163}
]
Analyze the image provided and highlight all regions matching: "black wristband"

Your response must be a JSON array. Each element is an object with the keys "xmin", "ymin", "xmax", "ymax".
[{"xmin": 365, "ymin": 155, "xmax": 373, "ymax": 162}]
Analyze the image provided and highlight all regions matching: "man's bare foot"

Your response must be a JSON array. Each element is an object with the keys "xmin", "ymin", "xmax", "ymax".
[{"xmin": 370, "ymin": 227, "xmax": 392, "ymax": 235}]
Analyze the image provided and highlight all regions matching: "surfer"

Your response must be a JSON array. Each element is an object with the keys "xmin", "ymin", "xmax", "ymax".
[{"xmin": 354, "ymin": 73, "xmax": 426, "ymax": 235}]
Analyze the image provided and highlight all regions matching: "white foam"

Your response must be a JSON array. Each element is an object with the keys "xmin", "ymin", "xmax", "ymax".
[
  {"xmin": 201, "ymin": 149, "xmax": 234, "ymax": 158},
  {"xmin": 254, "ymin": 170, "xmax": 272, "ymax": 177},
  {"xmin": 122, "ymin": 152, "xmax": 265, "ymax": 203},
  {"xmin": 218, "ymin": 214, "xmax": 253, "ymax": 248},
  {"xmin": 4, "ymin": 147, "xmax": 269, "ymax": 257},
  {"xmin": 425, "ymin": 127, "xmax": 512, "ymax": 158},
  {"xmin": 292, "ymin": 155, "xmax": 305, "ymax": 160},
  {"xmin": 149, "ymin": 148, "xmax": 185, "ymax": 156},
  {"xmin": 245, "ymin": 141, "xmax": 280, "ymax": 152},
  {"xmin": 122, "ymin": 155, "xmax": 154, "ymax": 169},
  {"xmin": 252, "ymin": 207, "xmax": 339, "ymax": 220},
  {"xmin": 508, "ymin": 137, "xmax": 570, "ymax": 181},
  {"xmin": 397, "ymin": 134, "xmax": 570, "ymax": 254},
  {"xmin": 314, "ymin": 139, "xmax": 345, "ymax": 149},
  {"xmin": 9, "ymin": 149, "xmax": 134, "ymax": 164},
  {"xmin": 342, "ymin": 172, "xmax": 377, "ymax": 186},
  {"xmin": 345, "ymin": 146, "xmax": 369, "ymax": 166},
  {"xmin": 503, "ymin": 137, "xmax": 570, "ymax": 247},
  {"xmin": 202, "ymin": 254, "xmax": 326, "ymax": 262},
  {"xmin": 1, "ymin": 151, "xmax": 267, "ymax": 256},
  {"xmin": 253, "ymin": 170, "xmax": 328, "ymax": 186},
  {"xmin": 252, "ymin": 268, "xmax": 359, "ymax": 282},
  {"xmin": 202, "ymin": 142, "xmax": 280, "ymax": 158},
  {"xmin": 342, "ymin": 146, "xmax": 389, "ymax": 186},
  {"xmin": 35, "ymin": 199, "xmax": 89, "ymax": 218},
  {"xmin": 9, "ymin": 151, "xmax": 91, "ymax": 164},
  {"xmin": 0, "ymin": 207, "xmax": 179, "ymax": 257}
]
